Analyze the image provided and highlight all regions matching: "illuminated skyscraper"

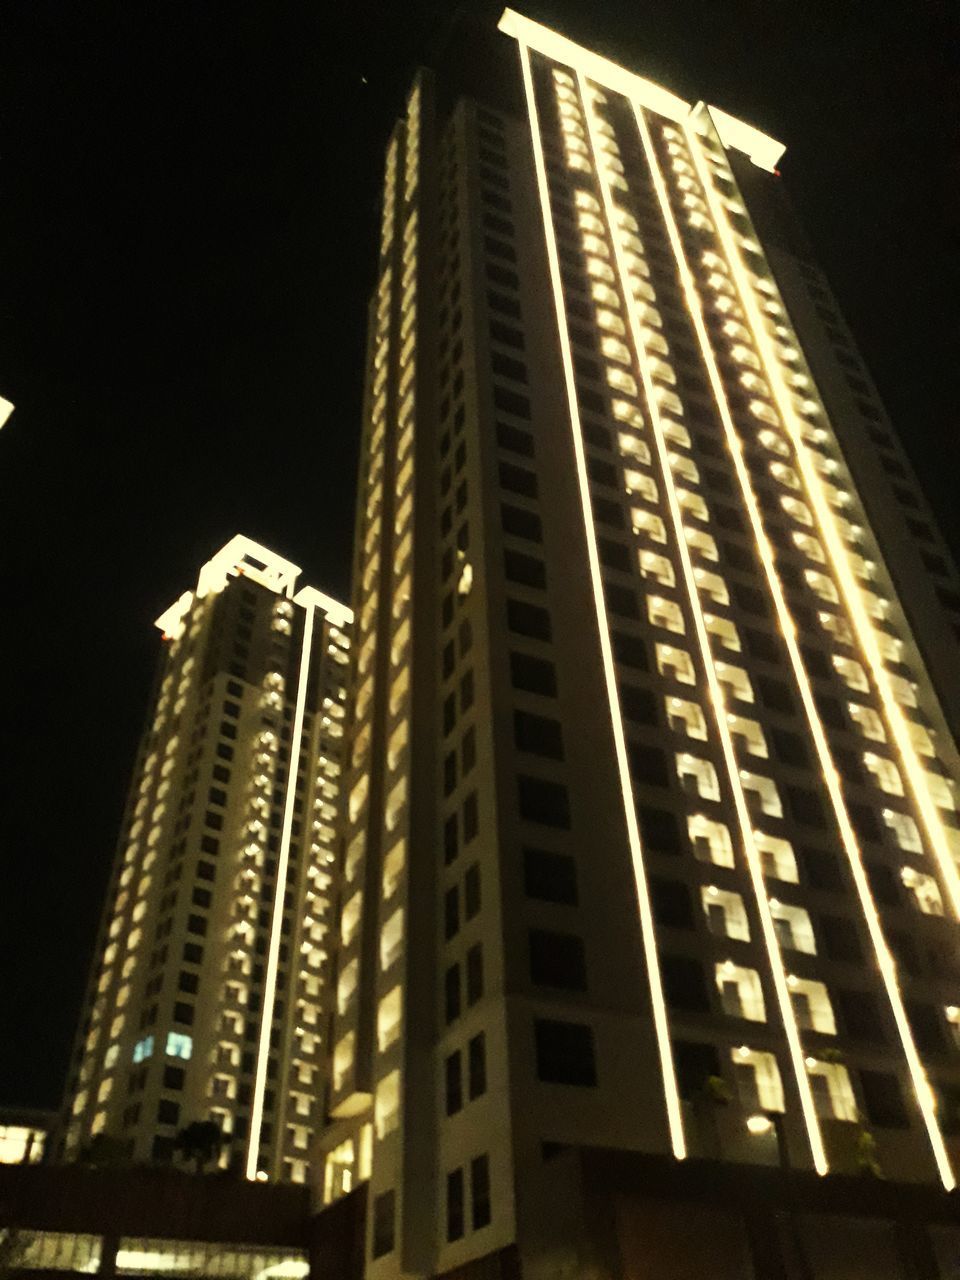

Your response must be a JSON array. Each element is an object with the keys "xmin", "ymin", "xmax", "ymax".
[
  {"xmin": 60, "ymin": 536, "xmax": 351, "ymax": 1184},
  {"xmin": 315, "ymin": 9, "xmax": 960, "ymax": 1277}
]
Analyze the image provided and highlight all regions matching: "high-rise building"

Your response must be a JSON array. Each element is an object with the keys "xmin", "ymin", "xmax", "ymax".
[
  {"xmin": 315, "ymin": 9, "xmax": 960, "ymax": 1278},
  {"xmin": 60, "ymin": 535, "xmax": 351, "ymax": 1185}
]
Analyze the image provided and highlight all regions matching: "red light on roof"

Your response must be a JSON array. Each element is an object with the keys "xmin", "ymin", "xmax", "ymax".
[{"xmin": 773, "ymin": 167, "xmax": 782, "ymax": 177}]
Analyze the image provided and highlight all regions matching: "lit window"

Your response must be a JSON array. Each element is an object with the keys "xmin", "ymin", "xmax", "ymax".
[
  {"xmin": 639, "ymin": 549, "xmax": 675, "ymax": 588},
  {"xmin": 375, "ymin": 1070, "xmax": 400, "ymax": 1139},
  {"xmin": 377, "ymin": 987, "xmax": 402, "ymax": 1053},
  {"xmin": 702, "ymin": 886, "xmax": 749, "ymax": 941},
  {"xmin": 619, "ymin": 433, "xmax": 652, "ymax": 466},
  {"xmin": 626, "ymin": 472, "xmax": 659, "ymax": 504},
  {"xmin": 804, "ymin": 569, "xmax": 839, "ymax": 604},
  {"xmin": 577, "ymin": 211, "xmax": 605, "ymax": 235},
  {"xmin": 385, "ymin": 777, "xmax": 407, "ymax": 830},
  {"xmin": 704, "ymin": 613, "xmax": 740, "ymax": 651},
  {"xmin": 905, "ymin": 721, "xmax": 936, "ymax": 758},
  {"xmin": 332, "ymin": 1033, "xmax": 355, "ymax": 1092},
  {"xmin": 787, "ymin": 976, "xmax": 836, "ymax": 1034},
  {"xmin": 596, "ymin": 307, "xmax": 625, "ymax": 335},
  {"xmin": 607, "ymin": 367, "xmax": 638, "ymax": 397},
  {"xmin": 757, "ymin": 427, "xmax": 790, "ymax": 458},
  {"xmin": 657, "ymin": 644, "xmax": 696, "ymax": 685},
  {"xmin": 648, "ymin": 596, "xmax": 684, "ymax": 635},
  {"xmin": 755, "ymin": 832, "xmax": 798, "ymax": 883},
  {"xmin": 715, "ymin": 661, "xmax": 753, "ymax": 703},
  {"xmin": 695, "ymin": 569, "xmax": 729, "ymax": 606},
  {"xmin": 669, "ymin": 453, "xmax": 698, "ymax": 485},
  {"xmin": 728, "ymin": 714, "xmax": 767, "ymax": 758},
  {"xmin": 612, "ymin": 397, "xmax": 643, "ymax": 428},
  {"xmin": 348, "ymin": 776, "xmax": 369, "ymax": 824},
  {"xmin": 689, "ymin": 815, "xmax": 734, "ymax": 867},
  {"xmin": 389, "ymin": 668, "xmax": 409, "ymax": 716},
  {"xmin": 380, "ymin": 908, "xmax": 404, "ymax": 971},
  {"xmin": 341, "ymin": 891, "xmax": 363, "ymax": 947},
  {"xmin": 165, "ymin": 1032, "xmax": 192, "ymax": 1060},
  {"xmin": 806, "ymin": 1058, "xmax": 858, "ymax": 1121},
  {"xmin": 740, "ymin": 771, "xmax": 782, "ymax": 819},
  {"xmin": 832, "ymin": 655, "xmax": 869, "ymax": 693},
  {"xmin": 781, "ymin": 495, "xmax": 813, "ymax": 526},
  {"xmin": 592, "ymin": 282, "xmax": 620, "ymax": 309},
  {"xmin": 732, "ymin": 1046, "xmax": 784, "ymax": 1112},
  {"xmin": 945, "ymin": 1006, "xmax": 960, "ymax": 1050},
  {"xmin": 792, "ymin": 531, "xmax": 825, "ymax": 562},
  {"xmin": 132, "ymin": 1035, "xmax": 154, "ymax": 1064},
  {"xmin": 848, "ymin": 702, "xmax": 885, "ymax": 743},
  {"xmin": 887, "ymin": 672, "xmax": 917, "ymax": 708},
  {"xmin": 863, "ymin": 752, "xmax": 904, "ymax": 796},
  {"xmin": 677, "ymin": 754, "xmax": 721, "ymax": 802},
  {"xmin": 901, "ymin": 867, "xmax": 943, "ymax": 916},
  {"xmin": 882, "ymin": 809, "xmax": 922, "ymax": 853},
  {"xmin": 924, "ymin": 771, "xmax": 956, "ymax": 812},
  {"xmin": 601, "ymin": 336, "xmax": 631, "ymax": 365},
  {"xmin": 337, "ymin": 960, "xmax": 358, "ymax": 1015},
  {"xmin": 345, "ymin": 831, "xmax": 365, "ymax": 882},
  {"xmin": 667, "ymin": 697, "xmax": 708, "ymax": 740},
  {"xmin": 633, "ymin": 510, "xmax": 666, "ymax": 543},
  {"xmin": 387, "ymin": 720, "xmax": 408, "ymax": 771},
  {"xmin": 685, "ymin": 528, "xmax": 718, "ymax": 561},
  {"xmin": 587, "ymin": 256, "xmax": 615, "ymax": 284},
  {"xmin": 768, "ymin": 900, "xmax": 816, "ymax": 954},
  {"xmin": 716, "ymin": 962, "xmax": 766, "ymax": 1021},
  {"xmin": 677, "ymin": 488, "xmax": 709, "ymax": 522}
]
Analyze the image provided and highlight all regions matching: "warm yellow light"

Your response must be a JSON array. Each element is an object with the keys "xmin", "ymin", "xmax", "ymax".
[
  {"xmin": 515, "ymin": 41, "xmax": 686, "ymax": 1160},
  {"xmin": 684, "ymin": 114, "xmax": 956, "ymax": 1193},
  {"xmin": 746, "ymin": 1114, "xmax": 774, "ymax": 1135}
]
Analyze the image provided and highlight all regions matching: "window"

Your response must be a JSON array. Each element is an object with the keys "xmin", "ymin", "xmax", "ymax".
[
  {"xmin": 157, "ymin": 1099, "xmax": 180, "ymax": 1126},
  {"xmin": 445, "ymin": 1051, "xmax": 462, "ymax": 1115},
  {"xmin": 732, "ymin": 1046, "xmax": 784, "ymax": 1112},
  {"xmin": 445, "ymin": 965, "xmax": 461, "ymax": 1024},
  {"xmin": 504, "ymin": 549, "xmax": 546, "ymax": 589},
  {"xmin": 501, "ymin": 503, "xmax": 542, "ymax": 542},
  {"xmin": 510, "ymin": 651, "xmax": 557, "ymax": 696},
  {"xmin": 466, "ymin": 944, "xmax": 484, "ymax": 1005},
  {"xmin": 468, "ymin": 1033, "xmax": 487, "ymax": 1099},
  {"xmin": 518, "ymin": 776, "xmax": 570, "ymax": 828},
  {"xmin": 165, "ymin": 1032, "xmax": 192, "ymax": 1060},
  {"xmin": 534, "ymin": 1018, "xmax": 597, "ymax": 1085},
  {"xmin": 788, "ymin": 976, "xmax": 835, "ymax": 1033},
  {"xmin": 372, "ymin": 1189, "xmax": 396, "ymax": 1258},
  {"xmin": 662, "ymin": 955, "xmax": 710, "ymax": 1012},
  {"xmin": 629, "ymin": 743, "xmax": 670, "ymax": 788},
  {"xmin": 514, "ymin": 710, "xmax": 564, "ymax": 760},
  {"xmin": 677, "ymin": 754, "xmax": 721, "ymax": 802},
  {"xmin": 447, "ymin": 1168, "xmax": 465, "ymax": 1241},
  {"xmin": 523, "ymin": 847, "xmax": 577, "ymax": 904},
  {"xmin": 529, "ymin": 930, "xmax": 587, "ymax": 990},
  {"xmin": 859, "ymin": 1070, "xmax": 908, "ymax": 1128},
  {"xmin": 507, "ymin": 599, "xmax": 551, "ymax": 641},
  {"xmin": 702, "ymin": 886, "xmax": 749, "ymax": 941},
  {"xmin": 471, "ymin": 1154, "xmax": 491, "ymax": 1230},
  {"xmin": 769, "ymin": 901, "xmax": 816, "ymax": 954},
  {"xmin": 651, "ymin": 877, "xmax": 694, "ymax": 929},
  {"xmin": 901, "ymin": 867, "xmax": 944, "ymax": 916},
  {"xmin": 716, "ymin": 961, "xmax": 766, "ymax": 1021}
]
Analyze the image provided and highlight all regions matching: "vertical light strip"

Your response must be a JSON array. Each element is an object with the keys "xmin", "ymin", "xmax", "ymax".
[
  {"xmin": 638, "ymin": 107, "xmax": 955, "ymax": 1190},
  {"xmin": 576, "ymin": 71, "xmax": 827, "ymax": 1174},
  {"xmin": 684, "ymin": 117, "xmax": 960, "ymax": 927},
  {"xmin": 246, "ymin": 602, "xmax": 317, "ymax": 1180},
  {"xmin": 518, "ymin": 42, "xmax": 686, "ymax": 1159}
]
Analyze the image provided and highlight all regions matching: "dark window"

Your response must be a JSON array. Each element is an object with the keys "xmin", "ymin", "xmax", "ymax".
[
  {"xmin": 518, "ymin": 776, "xmax": 570, "ymax": 829},
  {"xmin": 499, "ymin": 461, "xmax": 537, "ymax": 497},
  {"xmin": 800, "ymin": 848, "xmax": 843, "ymax": 893},
  {"xmin": 836, "ymin": 989, "xmax": 888, "ymax": 1045},
  {"xmin": 464, "ymin": 864, "xmax": 481, "ymax": 919},
  {"xmin": 673, "ymin": 1040, "xmax": 721, "ymax": 1099},
  {"xmin": 463, "ymin": 792, "xmax": 479, "ymax": 842},
  {"xmin": 445, "ymin": 1051, "xmax": 462, "ymax": 1115},
  {"xmin": 787, "ymin": 786, "xmax": 826, "ymax": 829},
  {"xmin": 907, "ymin": 1001, "xmax": 947, "ymax": 1056},
  {"xmin": 501, "ymin": 503, "xmax": 542, "ymax": 542},
  {"xmin": 733, "ymin": 584, "xmax": 769, "ymax": 617},
  {"xmin": 444, "ymin": 814, "xmax": 459, "ymax": 865},
  {"xmin": 651, "ymin": 877, "xmax": 694, "ymax": 929},
  {"xmin": 612, "ymin": 631, "xmax": 648, "ymax": 670},
  {"xmin": 182, "ymin": 942, "xmax": 203, "ymax": 964},
  {"xmin": 504, "ymin": 549, "xmax": 547, "ymax": 589},
  {"xmin": 208, "ymin": 787, "xmax": 227, "ymax": 807},
  {"xmin": 468, "ymin": 1033, "xmax": 487, "ymax": 1099},
  {"xmin": 493, "ymin": 385, "xmax": 531, "ymax": 420},
  {"xmin": 744, "ymin": 628, "xmax": 781, "ymax": 664},
  {"xmin": 496, "ymin": 421, "xmax": 534, "ymax": 457},
  {"xmin": 599, "ymin": 538, "xmax": 632, "ymax": 572},
  {"xmin": 507, "ymin": 599, "xmax": 551, "ymax": 641},
  {"xmin": 818, "ymin": 914, "xmax": 863, "ymax": 963},
  {"xmin": 604, "ymin": 583, "xmax": 639, "ymax": 619},
  {"xmin": 628, "ymin": 743, "xmax": 669, "ymax": 788},
  {"xmin": 638, "ymin": 805, "xmax": 681, "ymax": 855},
  {"xmin": 534, "ymin": 1018, "xmax": 597, "ymax": 1086},
  {"xmin": 444, "ymin": 886, "xmax": 460, "ymax": 941},
  {"xmin": 163, "ymin": 1065, "xmax": 185, "ymax": 1090},
  {"xmin": 204, "ymin": 810, "xmax": 223, "ymax": 831},
  {"xmin": 173, "ymin": 1002, "xmax": 194, "ymax": 1026},
  {"xmin": 447, "ymin": 1168, "xmax": 465, "ymax": 1241},
  {"xmin": 514, "ymin": 710, "xmax": 564, "ymax": 760},
  {"xmin": 859, "ymin": 1070, "xmax": 909, "ymax": 1128},
  {"xmin": 471, "ymin": 1154, "xmax": 492, "ymax": 1230},
  {"xmin": 490, "ymin": 319, "xmax": 525, "ymax": 350},
  {"xmin": 157, "ymin": 1099, "xmax": 180, "ymax": 1126},
  {"xmin": 619, "ymin": 684, "xmax": 657, "ymax": 725},
  {"xmin": 848, "ymin": 803, "xmax": 882, "ymax": 844},
  {"xmin": 772, "ymin": 729, "xmax": 809, "ymax": 767},
  {"xmin": 200, "ymin": 835, "xmax": 219, "ymax": 855},
  {"xmin": 186, "ymin": 914, "xmax": 207, "ymax": 937},
  {"xmin": 178, "ymin": 971, "xmax": 199, "ymax": 994},
  {"xmin": 524, "ymin": 847, "xmax": 577, "ymax": 905},
  {"xmin": 196, "ymin": 860, "xmax": 215, "ymax": 882},
  {"xmin": 529, "ymin": 929, "xmax": 587, "ymax": 990},
  {"xmin": 661, "ymin": 955, "xmax": 710, "ymax": 1011},
  {"xmin": 445, "ymin": 965, "xmax": 461, "ymax": 1024},
  {"xmin": 372, "ymin": 1190, "xmax": 395, "ymax": 1259},
  {"xmin": 488, "ymin": 289, "xmax": 521, "ymax": 319},
  {"xmin": 466, "ymin": 944, "xmax": 484, "ymax": 1004},
  {"xmin": 510, "ymin": 651, "xmax": 557, "ymax": 696}
]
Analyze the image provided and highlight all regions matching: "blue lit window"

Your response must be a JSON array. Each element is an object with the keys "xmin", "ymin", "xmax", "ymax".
[
  {"xmin": 132, "ymin": 1035, "xmax": 154, "ymax": 1064},
  {"xmin": 165, "ymin": 1032, "xmax": 193, "ymax": 1060}
]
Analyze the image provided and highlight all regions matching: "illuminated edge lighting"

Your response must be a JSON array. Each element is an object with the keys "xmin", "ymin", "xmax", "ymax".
[
  {"xmin": 246, "ymin": 600, "xmax": 318, "ymax": 1180},
  {"xmin": 682, "ymin": 116, "xmax": 956, "ymax": 1190},
  {"xmin": 497, "ymin": 9, "xmax": 784, "ymax": 173},
  {"xmin": 517, "ymin": 40, "xmax": 686, "ymax": 1159},
  {"xmin": 688, "ymin": 112, "xmax": 960, "ymax": 925},
  {"xmin": 574, "ymin": 72, "xmax": 826, "ymax": 1176}
]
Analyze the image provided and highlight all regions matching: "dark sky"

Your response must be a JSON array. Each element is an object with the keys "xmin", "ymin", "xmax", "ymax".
[{"xmin": 1, "ymin": 0, "xmax": 958, "ymax": 1111}]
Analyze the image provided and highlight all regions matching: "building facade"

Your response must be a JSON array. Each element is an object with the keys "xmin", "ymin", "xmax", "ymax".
[
  {"xmin": 315, "ymin": 9, "xmax": 960, "ymax": 1280},
  {"xmin": 60, "ymin": 536, "xmax": 351, "ymax": 1184}
]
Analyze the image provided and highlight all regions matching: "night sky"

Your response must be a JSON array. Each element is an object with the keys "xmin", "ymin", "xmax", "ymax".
[{"xmin": 2, "ymin": 0, "xmax": 957, "ymax": 1111}]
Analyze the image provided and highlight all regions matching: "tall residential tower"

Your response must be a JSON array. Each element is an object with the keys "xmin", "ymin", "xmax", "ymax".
[
  {"xmin": 61, "ymin": 536, "xmax": 351, "ymax": 1184},
  {"xmin": 316, "ymin": 10, "xmax": 960, "ymax": 1279}
]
